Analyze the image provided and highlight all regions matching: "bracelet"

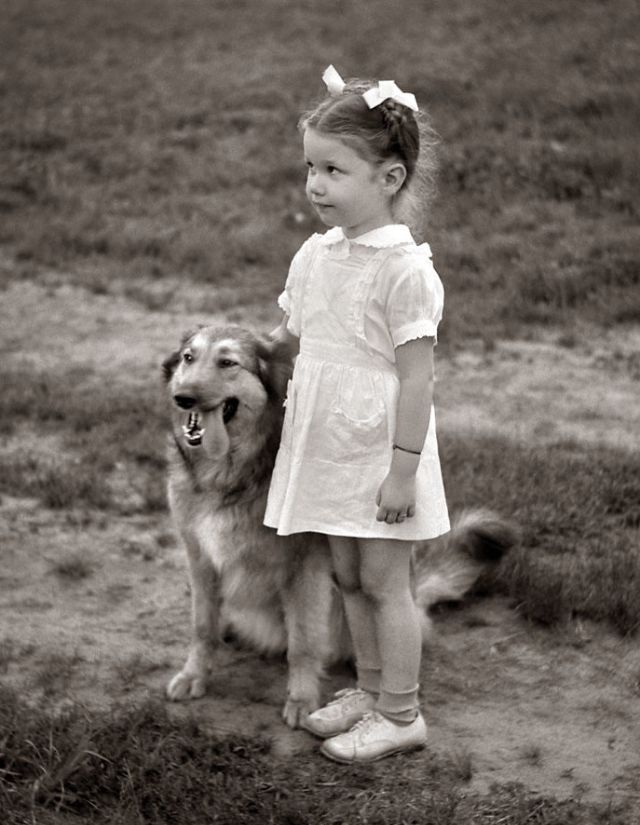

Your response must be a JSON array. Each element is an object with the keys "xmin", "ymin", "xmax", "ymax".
[{"xmin": 393, "ymin": 443, "xmax": 422, "ymax": 456}]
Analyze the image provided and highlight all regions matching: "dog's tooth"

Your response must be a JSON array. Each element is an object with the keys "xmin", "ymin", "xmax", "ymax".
[
  {"xmin": 182, "ymin": 409, "xmax": 206, "ymax": 446},
  {"xmin": 186, "ymin": 412, "xmax": 201, "ymax": 432}
]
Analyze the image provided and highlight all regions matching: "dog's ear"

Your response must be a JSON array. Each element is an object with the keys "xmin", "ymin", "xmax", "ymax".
[
  {"xmin": 255, "ymin": 337, "xmax": 294, "ymax": 400},
  {"xmin": 162, "ymin": 349, "xmax": 181, "ymax": 382},
  {"xmin": 161, "ymin": 329, "xmax": 199, "ymax": 383}
]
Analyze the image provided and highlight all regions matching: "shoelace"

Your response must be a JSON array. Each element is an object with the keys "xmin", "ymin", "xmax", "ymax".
[
  {"xmin": 348, "ymin": 711, "xmax": 383, "ymax": 732},
  {"xmin": 326, "ymin": 688, "xmax": 367, "ymax": 707}
]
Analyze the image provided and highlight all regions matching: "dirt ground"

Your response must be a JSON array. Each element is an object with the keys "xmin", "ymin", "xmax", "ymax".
[{"xmin": 1, "ymin": 277, "xmax": 640, "ymax": 809}]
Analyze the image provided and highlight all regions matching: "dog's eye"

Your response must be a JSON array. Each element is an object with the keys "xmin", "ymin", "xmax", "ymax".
[
  {"xmin": 182, "ymin": 350, "xmax": 194, "ymax": 363},
  {"xmin": 219, "ymin": 359, "xmax": 237, "ymax": 368}
]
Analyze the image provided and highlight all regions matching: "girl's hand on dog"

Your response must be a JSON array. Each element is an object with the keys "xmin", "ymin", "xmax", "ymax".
[{"xmin": 375, "ymin": 470, "xmax": 417, "ymax": 524}]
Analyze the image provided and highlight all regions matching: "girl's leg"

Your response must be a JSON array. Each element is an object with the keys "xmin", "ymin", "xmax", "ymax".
[
  {"xmin": 358, "ymin": 538, "xmax": 421, "ymax": 722},
  {"xmin": 319, "ymin": 538, "xmax": 426, "ymax": 762},
  {"xmin": 304, "ymin": 535, "xmax": 378, "ymax": 738},
  {"xmin": 328, "ymin": 535, "xmax": 381, "ymax": 694}
]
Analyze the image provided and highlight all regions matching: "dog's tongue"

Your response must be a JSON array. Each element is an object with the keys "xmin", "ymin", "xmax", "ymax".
[{"xmin": 201, "ymin": 402, "xmax": 230, "ymax": 459}]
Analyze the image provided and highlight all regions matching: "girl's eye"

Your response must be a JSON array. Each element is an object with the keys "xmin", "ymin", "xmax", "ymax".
[
  {"xmin": 327, "ymin": 165, "xmax": 338, "ymax": 174},
  {"xmin": 183, "ymin": 350, "xmax": 194, "ymax": 363},
  {"xmin": 219, "ymin": 359, "xmax": 237, "ymax": 368}
]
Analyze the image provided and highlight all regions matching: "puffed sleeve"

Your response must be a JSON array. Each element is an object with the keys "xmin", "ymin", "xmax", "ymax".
[
  {"xmin": 384, "ymin": 244, "xmax": 444, "ymax": 347},
  {"xmin": 277, "ymin": 234, "xmax": 318, "ymax": 337}
]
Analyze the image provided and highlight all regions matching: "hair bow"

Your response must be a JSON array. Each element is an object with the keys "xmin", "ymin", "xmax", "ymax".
[
  {"xmin": 322, "ymin": 64, "xmax": 346, "ymax": 95},
  {"xmin": 363, "ymin": 80, "xmax": 419, "ymax": 112}
]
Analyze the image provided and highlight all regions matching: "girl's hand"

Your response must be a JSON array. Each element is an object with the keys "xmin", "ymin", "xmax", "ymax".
[{"xmin": 375, "ymin": 470, "xmax": 416, "ymax": 524}]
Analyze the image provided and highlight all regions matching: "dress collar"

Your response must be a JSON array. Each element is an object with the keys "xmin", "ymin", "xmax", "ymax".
[{"xmin": 317, "ymin": 224, "xmax": 415, "ymax": 249}]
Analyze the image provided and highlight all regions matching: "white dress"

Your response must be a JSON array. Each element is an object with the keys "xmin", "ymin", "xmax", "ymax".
[{"xmin": 263, "ymin": 223, "xmax": 450, "ymax": 540}]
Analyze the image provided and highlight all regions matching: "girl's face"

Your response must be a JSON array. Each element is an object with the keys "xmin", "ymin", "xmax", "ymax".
[{"xmin": 303, "ymin": 128, "xmax": 403, "ymax": 238}]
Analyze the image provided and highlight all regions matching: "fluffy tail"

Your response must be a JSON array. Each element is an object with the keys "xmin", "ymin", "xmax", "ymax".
[{"xmin": 413, "ymin": 509, "xmax": 517, "ymax": 639}]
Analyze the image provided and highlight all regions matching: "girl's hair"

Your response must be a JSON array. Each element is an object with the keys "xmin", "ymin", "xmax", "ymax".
[{"xmin": 299, "ymin": 76, "xmax": 438, "ymax": 238}]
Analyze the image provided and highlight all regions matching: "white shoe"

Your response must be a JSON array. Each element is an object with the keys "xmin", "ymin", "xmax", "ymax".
[
  {"xmin": 302, "ymin": 688, "xmax": 376, "ymax": 738},
  {"xmin": 320, "ymin": 710, "xmax": 427, "ymax": 763}
]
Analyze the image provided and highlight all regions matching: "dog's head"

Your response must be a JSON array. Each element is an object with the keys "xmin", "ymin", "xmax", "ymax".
[{"xmin": 162, "ymin": 325, "xmax": 293, "ymax": 461}]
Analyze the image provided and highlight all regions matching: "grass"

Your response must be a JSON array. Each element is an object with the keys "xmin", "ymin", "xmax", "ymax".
[
  {"xmin": 0, "ymin": 639, "xmax": 36, "ymax": 674},
  {"xmin": 1, "ymin": 0, "xmax": 639, "ymax": 335},
  {"xmin": 520, "ymin": 744, "xmax": 544, "ymax": 767},
  {"xmin": 49, "ymin": 554, "xmax": 95, "ymax": 581},
  {"xmin": 30, "ymin": 651, "xmax": 85, "ymax": 698},
  {"xmin": 113, "ymin": 655, "xmax": 173, "ymax": 694},
  {"xmin": 440, "ymin": 435, "xmax": 640, "ymax": 635},
  {"xmin": 0, "ymin": 687, "xmax": 631, "ymax": 825},
  {"xmin": 0, "ymin": 367, "xmax": 168, "ymax": 514}
]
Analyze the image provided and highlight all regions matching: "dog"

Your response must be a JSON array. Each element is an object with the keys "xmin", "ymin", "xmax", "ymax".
[{"xmin": 162, "ymin": 324, "xmax": 516, "ymax": 728}]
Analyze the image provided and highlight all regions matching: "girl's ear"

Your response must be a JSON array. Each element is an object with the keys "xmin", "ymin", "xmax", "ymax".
[{"xmin": 382, "ymin": 161, "xmax": 407, "ymax": 195}]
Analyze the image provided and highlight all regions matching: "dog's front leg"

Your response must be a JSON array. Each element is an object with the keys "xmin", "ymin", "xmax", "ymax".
[
  {"xmin": 167, "ymin": 536, "xmax": 221, "ymax": 701},
  {"xmin": 281, "ymin": 547, "xmax": 334, "ymax": 728}
]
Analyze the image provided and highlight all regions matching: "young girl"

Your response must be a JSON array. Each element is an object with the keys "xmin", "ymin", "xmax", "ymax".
[{"xmin": 264, "ymin": 65, "xmax": 450, "ymax": 763}]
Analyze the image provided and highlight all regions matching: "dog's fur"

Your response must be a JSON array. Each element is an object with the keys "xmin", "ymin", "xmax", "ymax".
[{"xmin": 163, "ymin": 325, "xmax": 516, "ymax": 728}]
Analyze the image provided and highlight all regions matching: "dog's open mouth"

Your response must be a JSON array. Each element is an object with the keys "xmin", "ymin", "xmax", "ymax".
[
  {"xmin": 181, "ymin": 398, "xmax": 239, "ymax": 448},
  {"xmin": 182, "ymin": 411, "xmax": 205, "ymax": 447}
]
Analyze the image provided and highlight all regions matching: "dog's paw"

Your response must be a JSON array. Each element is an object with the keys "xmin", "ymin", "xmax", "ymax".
[
  {"xmin": 166, "ymin": 670, "xmax": 207, "ymax": 701},
  {"xmin": 282, "ymin": 694, "xmax": 319, "ymax": 729}
]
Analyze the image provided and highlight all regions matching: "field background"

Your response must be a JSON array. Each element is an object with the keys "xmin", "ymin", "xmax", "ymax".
[{"xmin": 1, "ymin": 0, "xmax": 640, "ymax": 822}]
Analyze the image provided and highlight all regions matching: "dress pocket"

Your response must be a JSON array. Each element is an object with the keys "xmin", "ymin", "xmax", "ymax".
[{"xmin": 329, "ymin": 370, "xmax": 388, "ymax": 457}]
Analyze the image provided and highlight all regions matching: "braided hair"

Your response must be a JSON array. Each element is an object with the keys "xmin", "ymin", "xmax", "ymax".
[
  {"xmin": 377, "ymin": 98, "xmax": 420, "ymax": 181},
  {"xmin": 299, "ymin": 76, "xmax": 438, "ymax": 238}
]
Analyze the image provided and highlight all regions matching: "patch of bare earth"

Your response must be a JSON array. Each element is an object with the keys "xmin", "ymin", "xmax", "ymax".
[{"xmin": 1, "ymin": 280, "xmax": 639, "ymax": 807}]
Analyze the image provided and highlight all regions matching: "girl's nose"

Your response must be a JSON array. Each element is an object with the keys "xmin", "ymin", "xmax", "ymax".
[{"xmin": 307, "ymin": 171, "xmax": 324, "ymax": 197}]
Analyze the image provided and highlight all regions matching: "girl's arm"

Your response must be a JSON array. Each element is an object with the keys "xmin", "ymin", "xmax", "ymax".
[{"xmin": 376, "ymin": 336, "xmax": 435, "ymax": 523}]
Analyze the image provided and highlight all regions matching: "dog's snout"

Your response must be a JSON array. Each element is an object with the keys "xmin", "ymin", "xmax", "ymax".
[{"xmin": 174, "ymin": 394, "xmax": 197, "ymax": 410}]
